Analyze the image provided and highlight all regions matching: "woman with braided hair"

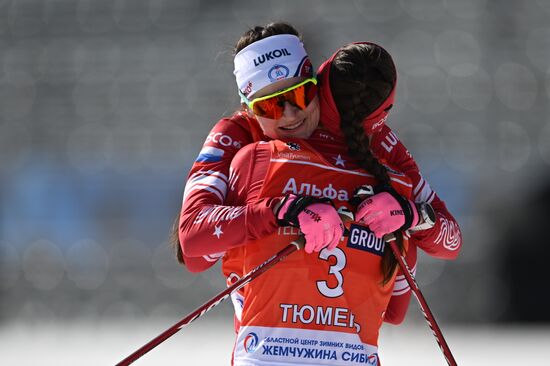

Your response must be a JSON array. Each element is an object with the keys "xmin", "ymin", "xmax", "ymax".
[
  {"xmin": 324, "ymin": 43, "xmax": 405, "ymax": 283},
  {"xmin": 319, "ymin": 42, "xmax": 462, "ymax": 287}
]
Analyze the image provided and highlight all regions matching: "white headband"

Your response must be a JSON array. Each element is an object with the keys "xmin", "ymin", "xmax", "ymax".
[{"xmin": 234, "ymin": 34, "xmax": 312, "ymax": 99}]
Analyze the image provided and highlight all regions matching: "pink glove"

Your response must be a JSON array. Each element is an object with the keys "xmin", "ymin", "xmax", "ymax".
[
  {"xmin": 277, "ymin": 195, "xmax": 344, "ymax": 254},
  {"xmin": 355, "ymin": 191, "xmax": 419, "ymax": 238}
]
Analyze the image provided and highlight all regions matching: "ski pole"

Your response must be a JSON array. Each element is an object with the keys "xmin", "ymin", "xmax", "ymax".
[
  {"xmin": 354, "ymin": 186, "xmax": 457, "ymax": 366},
  {"xmin": 116, "ymin": 238, "xmax": 304, "ymax": 366},
  {"xmin": 384, "ymin": 234, "xmax": 458, "ymax": 366},
  {"xmin": 116, "ymin": 208, "xmax": 355, "ymax": 365}
]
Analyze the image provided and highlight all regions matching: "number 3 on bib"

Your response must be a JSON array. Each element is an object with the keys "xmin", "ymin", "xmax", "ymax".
[{"xmin": 316, "ymin": 247, "xmax": 346, "ymax": 298}]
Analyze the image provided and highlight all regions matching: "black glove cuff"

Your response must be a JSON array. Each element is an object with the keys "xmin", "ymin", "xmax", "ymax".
[
  {"xmin": 349, "ymin": 185, "xmax": 368, "ymax": 208},
  {"xmin": 374, "ymin": 184, "xmax": 414, "ymax": 231},
  {"xmin": 277, "ymin": 195, "xmax": 333, "ymax": 227}
]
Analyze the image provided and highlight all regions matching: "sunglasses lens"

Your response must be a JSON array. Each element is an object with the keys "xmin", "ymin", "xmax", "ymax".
[
  {"xmin": 253, "ymin": 100, "xmax": 282, "ymax": 119},
  {"xmin": 292, "ymin": 82, "xmax": 318, "ymax": 110},
  {"xmin": 290, "ymin": 84, "xmax": 307, "ymax": 110},
  {"xmin": 250, "ymin": 80, "xmax": 317, "ymax": 119}
]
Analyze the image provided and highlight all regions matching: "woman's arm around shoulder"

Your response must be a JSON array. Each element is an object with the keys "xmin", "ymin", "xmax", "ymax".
[
  {"xmin": 178, "ymin": 113, "xmax": 262, "ymax": 269},
  {"xmin": 370, "ymin": 124, "xmax": 462, "ymax": 260},
  {"xmin": 180, "ymin": 135, "xmax": 280, "ymax": 259}
]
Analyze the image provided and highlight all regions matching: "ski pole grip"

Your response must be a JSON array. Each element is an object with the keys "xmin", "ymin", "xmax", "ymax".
[{"xmin": 290, "ymin": 236, "xmax": 306, "ymax": 250}]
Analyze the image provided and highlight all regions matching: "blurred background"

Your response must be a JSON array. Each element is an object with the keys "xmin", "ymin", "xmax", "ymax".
[{"xmin": 1, "ymin": 0, "xmax": 550, "ymax": 364}]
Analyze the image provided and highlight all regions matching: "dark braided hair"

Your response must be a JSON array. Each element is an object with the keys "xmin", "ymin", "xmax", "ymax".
[
  {"xmin": 170, "ymin": 22, "xmax": 303, "ymax": 265},
  {"xmin": 329, "ymin": 43, "xmax": 403, "ymax": 284}
]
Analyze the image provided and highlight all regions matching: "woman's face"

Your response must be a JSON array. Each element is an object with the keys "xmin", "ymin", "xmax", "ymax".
[{"xmin": 249, "ymin": 77, "xmax": 320, "ymax": 140}]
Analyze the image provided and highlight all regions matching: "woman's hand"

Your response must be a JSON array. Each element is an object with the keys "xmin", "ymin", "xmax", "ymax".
[
  {"xmin": 355, "ymin": 187, "xmax": 419, "ymax": 238},
  {"xmin": 276, "ymin": 194, "xmax": 344, "ymax": 253}
]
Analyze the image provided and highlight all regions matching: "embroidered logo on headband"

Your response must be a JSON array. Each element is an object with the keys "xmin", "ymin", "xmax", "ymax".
[
  {"xmin": 242, "ymin": 81, "xmax": 253, "ymax": 96},
  {"xmin": 254, "ymin": 49, "xmax": 292, "ymax": 67},
  {"xmin": 234, "ymin": 34, "xmax": 310, "ymax": 98},
  {"xmin": 268, "ymin": 64, "xmax": 290, "ymax": 81}
]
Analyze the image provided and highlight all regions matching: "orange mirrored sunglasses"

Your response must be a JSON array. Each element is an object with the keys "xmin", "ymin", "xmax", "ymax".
[{"xmin": 239, "ymin": 78, "xmax": 318, "ymax": 120}]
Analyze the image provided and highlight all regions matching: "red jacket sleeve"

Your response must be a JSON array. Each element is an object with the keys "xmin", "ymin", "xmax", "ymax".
[
  {"xmin": 178, "ymin": 113, "xmax": 273, "ymax": 269},
  {"xmin": 179, "ymin": 116, "xmax": 280, "ymax": 262},
  {"xmin": 371, "ymin": 124, "xmax": 462, "ymax": 260}
]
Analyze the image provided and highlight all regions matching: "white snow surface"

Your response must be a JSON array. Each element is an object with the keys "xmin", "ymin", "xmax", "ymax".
[{"xmin": 1, "ymin": 319, "xmax": 549, "ymax": 365}]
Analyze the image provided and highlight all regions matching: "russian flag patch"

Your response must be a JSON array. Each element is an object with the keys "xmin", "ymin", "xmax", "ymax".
[{"xmin": 195, "ymin": 146, "xmax": 225, "ymax": 163}]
